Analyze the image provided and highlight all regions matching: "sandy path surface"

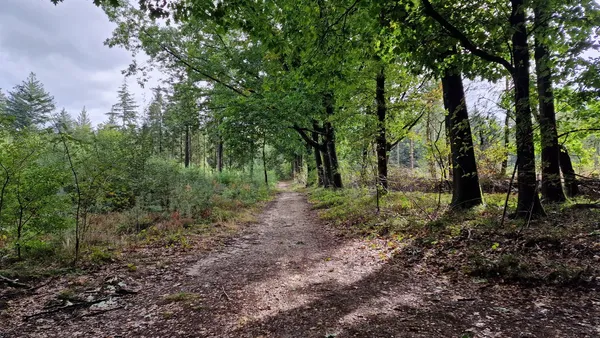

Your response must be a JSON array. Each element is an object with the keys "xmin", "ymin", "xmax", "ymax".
[{"xmin": 2, "ymin": 182, "xmax": 598, "ymax": 337}]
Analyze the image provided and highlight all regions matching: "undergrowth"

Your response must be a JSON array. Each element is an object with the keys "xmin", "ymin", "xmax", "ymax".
[
  {"xmin": 0, "ymin": 169, "xmax": 276, "ymax": 279},
  {"xmin": 307, "ymin": 187, "xmax": 600, "ymax": 288}
]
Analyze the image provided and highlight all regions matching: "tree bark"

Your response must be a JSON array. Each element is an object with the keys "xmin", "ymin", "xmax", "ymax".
[
  {"xmin": 306, "ymin": 145, "xmax": 316, "ymax": 187},
  {"xmin": 441, "ymin": 68, "xmax": 483, "ymax": 209},
  {"xmin": 511, "ymin": 0, "xmax": 545, "ymax": 217},
  {"xmin": 217, "ymin": 138, "xmax": 223, "ymax": 173},
  {"xmin": 426, "ymin": 111, "xmax": 437, "ymax": 179},
  {"xmin": 421, "ymin": 0, "xmax": 544, "ymax": 216},
  {"xmin": 262, "ymin": 137, "xmax": 268, "ymax": 185},
  {"xmin": 534, "ymin": 4, "xmax": 566, "ymax": 203},
  {"xmin": 559, "ymin": 145, "xmax": 579, "ymax": 197},
  {"xmin": 501, "ymin": 82, "xmax": 510, "ymax": 177},
  {"xmin": 323, "ymin": 93, "xmax": 342, "ymax": 188},
  {"xmin": 324, "ymin": 122, "xmax": 342, "ymax": 188},
  {"xmin": 375, "ymin": 68, "xmax": 389, "ymax": 190},
  {"xmin": 321, "ymin": 147, "xmax": 333, "ymax": 188},
  {"xmin": 311, "ymin": 122, "xmax": 325, "ymax": 187},
  {"xmin": 184, "ymin": 125, "xmax": 191, "ymax": 168},
  {"xmin": 409, "ymin": 139, "xmax": 414, "ymax": 170}
]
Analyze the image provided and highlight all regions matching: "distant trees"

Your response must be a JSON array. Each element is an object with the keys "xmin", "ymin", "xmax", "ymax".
[{"xmin": 45, "ymin": 0, "xmax": 600, "ymax": 217}]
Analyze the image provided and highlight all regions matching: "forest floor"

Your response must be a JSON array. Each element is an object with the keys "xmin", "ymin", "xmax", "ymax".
[{"xmin": 1, "ymin": 182, "xmax": 599, "ymax": 337}]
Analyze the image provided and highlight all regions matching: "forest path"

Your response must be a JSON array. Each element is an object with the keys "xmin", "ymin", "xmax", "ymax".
[{"xmin": 4, "ymin": 182, "xmax": 598, "ymax": 337}]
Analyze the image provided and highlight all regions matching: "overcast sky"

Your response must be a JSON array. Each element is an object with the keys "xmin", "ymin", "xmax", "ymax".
[{"xmin": 0, "ymin": 0, "xmax": 156, "ymax": 125}]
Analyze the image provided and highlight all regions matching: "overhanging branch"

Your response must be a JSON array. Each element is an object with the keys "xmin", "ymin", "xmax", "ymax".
[
  {"xmin": 292, "ymin": 125, "xmax": 325, "ymax": 150},
  {"xmin": 139, "ymin": 28, "xmax": 249, "ymax": 97},
  {"xmin": 387, "ymin": 109, "xmax": 426, "ymax": 150},
  {"xmin": 421, "ymin": 0, "xmax": 514, "ymax": 73}
]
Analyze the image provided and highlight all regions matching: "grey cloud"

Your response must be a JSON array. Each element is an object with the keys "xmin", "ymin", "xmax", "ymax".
[{"xmin": 0, "ymin": 0, "xmax": 158, "ymax": 125}]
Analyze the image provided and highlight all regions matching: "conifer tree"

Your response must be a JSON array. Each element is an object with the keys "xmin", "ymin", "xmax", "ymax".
[
  {"xmin": 5, "ymin": 72, "xmax": 56, "ymax": 129},
  {"xmin": 76, "ymin": 106, "xmax": 92, "ymax": 129},
  {"xmin": 146, "ymin": 87, "xmax": 165, "ymax": 154},
  {"xmin": 54, "ymin": 108, "xmax": 75, "ymax": 132},
  {"xmin": 105, "ymin": 105, "xmax": 120, "ymax": 127},
  {"xmin": 114, "ymin": 81, "xmax": 138, "ymax": 128}
]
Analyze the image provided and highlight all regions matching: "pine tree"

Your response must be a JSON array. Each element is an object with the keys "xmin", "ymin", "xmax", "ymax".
[
  {"xmin": 54, "ymin": 108, "xmax": 74, "ymax": 132},
  {"xmin": 146, "ymin": 87, "xmax": 165, "ymax": 154},
  {"xmin": 76, "ymin": 106, "xmax": 92, "ymax": 129},
  {"xmin": 0, "ymin": 90, "xmax": 7, "ymax": 126},
  {"xmin": 0, "ymin": 90, "xmax": 6, "ymax": 114},
  {"xmin": 105, "ymin": 105, "xmax": 120, "ymax": 127},
  {"xmin": 113, "ymin": 80, "xmax": 138, "ymax": 128},
  {"xmin": 5, "ymin": 72, "xmax": 56, "ymax": 129}
]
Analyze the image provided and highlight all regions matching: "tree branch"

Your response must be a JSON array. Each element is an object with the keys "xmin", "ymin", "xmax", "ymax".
[
  {"xmin": 421, "ymin": 0, "xmax": 514, "ymax": 72},
  {"xmin": 558, "ymin": 128, "xmax": 600, "ymax": 138},
  {"xmin": 292, "ymin": 125, "xmax": 325, "ymax": 150},
  {"xmin": 387, "ymin": 109, "xmax": 426, "ymax": 150},
  {"xmin": 298, "ymin": 127, "xmax": 326, "ymax": 136},
  {"xmin": 0, "ymin": 274, "xmax": 31, "ymax": 289},
  {"xmin": 139, "ymin": 28, "xmax": 250, "ymax": 97}
]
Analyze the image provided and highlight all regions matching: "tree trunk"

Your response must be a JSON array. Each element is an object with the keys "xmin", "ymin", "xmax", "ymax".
[
  {"xmin": 0, "ymin": 166, "xmax": 10, "ymax": 227},
  {"xmin": 179, "ymin": 132, "xmax": 184, "ymax": 164},
  {"xmin": 312, "ymin": 122, "xmax": 325, "ymax": 187},
  {"xmin": 534, "ymin": 4, "xmax": 566, "ymax": 203},
  {"xmin": 511, "ymin": 0, "xmax": 545, "ymax": 217},
  {"xmin": 292, "ymin": 157, "xmax": 297, "ymax": 177},
  {"xmin": 262, "ymin": 137, "xmax": 268, "ymax": 185},
  {"xmin": 184, "ymin": 125, "xmax": 191, "ymax": 168},
  {"xmin": 158, "ymin": 119, "xmax": 163, "ymax": 155},
  {"xmin": 321, "ymin": 147, "xmax": 333, "ymax": 188},
  {"xmin": 426, "ymin": 112, "xmax": 437, "ymax": 179},
  {"xmin": 324, "ymin": 122, "xmax": 342, "ymax": 188},
  {"xmin": 217, "ymin": 138, "xmax": 223, "ymax": 173},
  {"xmin": 171, "ymin": 132, "xmax": 176, "ymax": 159},
  {"xmin": 559, "ymin": 145, "xmax": 579, "ymax": 197},
  {"xmin": 250, "ymin": 144, "xmax": 255, "ymax": 180},
  {"xmin": 441, "ymin": 68, "xmax": 483, "ymax": 209},
  {"xmin": 409, "ymin": 139, "xmax": 414, "ymax": 170},
  {"xmin": 375, "ymin": 68, "xmax": 389, "ymax": 190},
  {"xmin": 306, "ymin": 145, "xmax": 316, "ymax": 187},
  {"xmin": 323, "ymin": 93, "xmax": 342, "ymax": 188},
  {"xmin": 501, "ymin": 84, "xmax": 510, "ymax": 177},
  {"xmin": 203, "ymin": 133, "xmax": 206, "ymax": 173},
  {"xmin": 360, "ymin": 145, "xmax": 369, "ymax": 183}
]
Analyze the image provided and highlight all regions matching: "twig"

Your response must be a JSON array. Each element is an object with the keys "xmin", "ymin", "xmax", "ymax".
[
  {"xmin": 23, "ymin": 298, "xmax": 109, "ymax": 321},
  {"xmin": 30, "ymin": 277, "xmax": 55, "ymax": 292},
  {"xmin": 0, "ymin": 274, "xmax": 31, "ymax": 289},
  {"xmin": 221, "ymin": 286, "xmax": 231, "ymax": 301},
  {"xmin": 79, "ymin": 305, "xmax": 124, "ymax": 318},
  {"xmin": 569, "ymin": 203, "xmax": 600, "ymax": 209},
  {"xmin": 501, "ymin": 159, "xmax": 518, "ymax": 228}
]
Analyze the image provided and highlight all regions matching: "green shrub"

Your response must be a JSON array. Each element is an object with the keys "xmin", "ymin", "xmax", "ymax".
[{"xmin": 21, "ymin": 239, "xmax": 56, "ymax": 260}]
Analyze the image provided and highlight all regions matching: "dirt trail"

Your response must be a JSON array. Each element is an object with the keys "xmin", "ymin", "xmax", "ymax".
[{"xmin": 2, "ymin": 182, "xmax": 599, "ymax": 337}]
